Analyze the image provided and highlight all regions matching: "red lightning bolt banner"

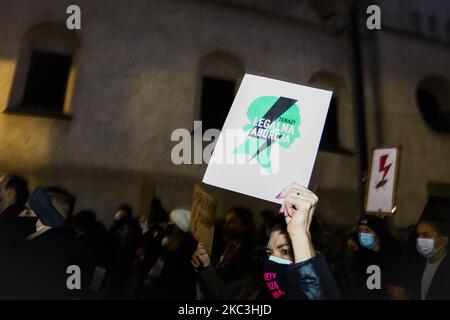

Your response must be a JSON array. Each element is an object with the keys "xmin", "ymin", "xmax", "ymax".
[{"xmin": 365, "ymin": 147, "xmax": 401, "ymax": 216}]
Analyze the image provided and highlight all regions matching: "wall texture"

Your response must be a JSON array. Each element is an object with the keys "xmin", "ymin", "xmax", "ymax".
[{"xmin": 0, "ymin": 0, "xmax": 448, "ymax": 229}]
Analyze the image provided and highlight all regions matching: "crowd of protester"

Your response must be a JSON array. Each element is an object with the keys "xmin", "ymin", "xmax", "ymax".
[{"xmin": 0, "ymin": 174, "xmax": 449, "ymax": 300}]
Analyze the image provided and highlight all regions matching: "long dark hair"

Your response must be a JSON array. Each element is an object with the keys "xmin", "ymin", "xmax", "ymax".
[{"xmin": 266, "ymin": 213, "xmax": 335, "ymax": 259}]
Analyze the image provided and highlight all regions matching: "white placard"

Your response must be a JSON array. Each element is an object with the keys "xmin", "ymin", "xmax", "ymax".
[
  {"xmin": 365, "ymin": 147, "xmax": 400, "ymax": 214},
  {"xmin": 203, "ymin": 74, "xmax": 332, "ymax": 204}
]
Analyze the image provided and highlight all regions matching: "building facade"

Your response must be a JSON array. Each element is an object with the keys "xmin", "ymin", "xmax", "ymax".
[{"xmin": 0, "ymin": 0, "xmax": 448, "ymax": 229}]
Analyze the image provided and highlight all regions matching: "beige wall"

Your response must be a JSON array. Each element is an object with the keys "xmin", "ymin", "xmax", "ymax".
[
  {"xmin": 1, "ymin": 0, "xmax": 448, "ymax": 230},
  {"xmin": 374, "ymin": 31, "xmax": 450, "ymax": 228}
]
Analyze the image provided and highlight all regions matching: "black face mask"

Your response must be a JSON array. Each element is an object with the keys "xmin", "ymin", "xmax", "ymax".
[{"xmin": 263, "ymin": 256, "xmax": 292, "ymax": 299}]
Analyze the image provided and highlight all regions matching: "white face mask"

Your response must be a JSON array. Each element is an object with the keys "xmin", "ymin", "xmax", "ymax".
[
  {"xmin": 268, "ymin": 255, "xmax": 293, "ymax": 265},
  {"xmin": 416, "ymin": 238, "xmax": 439, "ymax": 258}
]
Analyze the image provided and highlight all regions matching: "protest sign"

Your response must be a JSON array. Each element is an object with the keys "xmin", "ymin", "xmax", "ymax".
[
  {"xmin": 203, "ymin": 74, "xmax": 332, "ymax": 204},
  {"xmin": 365, "ymin": 147, "xmax": 401, "ymax": 216},
  {"xmin": 189, "ymin": 185, "xmax": 217, "ymax": 255}
]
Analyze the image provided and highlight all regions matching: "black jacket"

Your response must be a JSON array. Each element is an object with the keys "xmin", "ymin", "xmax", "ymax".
[
  {"xmin": 398, "ymin": 252, "xmax": 450, "ymax": 300},
  {"xmin": 145, "ymin": 235, "xmax": 197, "ymax": 300},
  {"xmin": 286, "ymin": 254, "xmax": 341, "ymax": 300},
  {"xmin": 0, "ymin": 204, "xmax": 35, "ymax": 246},
  {"xmin": 8, "ymin": 228, "xmax": 95, "ymax": 299},
  {"xmin": 198, "ymin": 239, "xmax": 257, "ymax": 300},
  {"xmin": 347, "ymin": 238, "xmax": 402, "ymax": 300}
]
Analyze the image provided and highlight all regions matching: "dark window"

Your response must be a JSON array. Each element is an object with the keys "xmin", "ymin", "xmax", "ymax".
[
  {"xmin": 429, "ymin": 15, "xmax": 438, "ymax": 37},
  {"xmin": 416, "ymin": 89, "xmax": 450, "ymax": 133},
  {"xmin": 446, "ymin": 20, "xmax": 450, "ymax": 40},
  {"xmin": 319, "ymin": 95, "xmax": 339, "ymax": 149},
  {"xmin": 20, "ymin": 50, "xmax": 72, "ymax": 114},
  {"xmin": 200, "ymin": 77, "xmax": 235, "ymax": 131},
  {"xmin": 412, "ymin": 10, "xmax": 422, "ymax": 33}
]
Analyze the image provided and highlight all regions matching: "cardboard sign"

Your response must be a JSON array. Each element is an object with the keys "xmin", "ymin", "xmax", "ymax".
[
  {"xmin": 189, "ymin": 185, "xmax": 217, "ymax": 255},
  {"xmin": 203, "ymin": 74, "xmax": 332, "ymax": 204},
  {"xmin": 365, "ymin": 147, "xmax": 401, "ymax": 215}
]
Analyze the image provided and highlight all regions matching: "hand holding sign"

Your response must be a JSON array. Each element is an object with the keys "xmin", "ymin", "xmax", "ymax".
[
  {"xmin": 189, "ymin": 185, "xmax": 217, "ymax": 256},
  {"xmin": 277, "ymin": 183, "xmax": 317, "ymax": 263},
  {"xmin": 203, "ymin": 74, "xmax": 332, "ymax": 204},
  {"xmin": 191, "ymin": 241, "xmax": 211, "ymax": 270}
]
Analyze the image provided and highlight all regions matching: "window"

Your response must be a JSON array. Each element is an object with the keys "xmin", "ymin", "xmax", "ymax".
[
  {"xmin": 6, "ymin": 23, "xmax": 79, "ymax": 119},
  {"xmin": 428, "ymin": 15, "xmax": 438, "ymax": 37},
  {"xmin": 446, "ymin": 20, "xmax": 450, "ymax": 41},
  {"xmin": 412, "ymin": 10, "xmax": 422, "ymax": 34},
  {"xmin": 309, "ymin": 70, "xmax": 352, "ymax": 154},
  {"xmin": 200, "ymin": 77, "xmax": 236, "ymax": 131},
  {"xmin": 197, "ymin": 51, "xmax": 244, "ymax": 132},
  {"xmin": 21, "ymin": 51, "xmax": 72, "ymax": 113},
  {"xmin": 320, "ymin": 95, "xmax": 339, "ymax": 149},
  {"xmin": 416, "ymin": 76, "xmax": 450, "ymax": 133}
]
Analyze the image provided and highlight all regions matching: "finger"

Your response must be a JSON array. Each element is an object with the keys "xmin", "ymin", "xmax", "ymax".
[
  {"xmin": 286, "ymin": 184, "xmax": 313, "ymax": 196},
  {"xmin": 191, "ymin": 257, "xmax": 200, "ymax": 268},
  {"xmin": 277, "ymin": 183, "xmax": 307, "ymax": 199},
  {"xmin": 307, "ymin": 203, "xmax": 316, "ymax": 229},
  {"xmin": 194, "ymin": 254, "xmax": 202, "ymax": 266},
  {"xmin": 286, "ymin": 188, "xmax": 318, "ymax": 203},
  {"xmin": 285, "ymin": 195, "xmax": 315, "ymax": 213},
  {"xmin": 286, "ymin": 205, "xmax": 296, "ymax": 218},
  {"xmin": 285, "ymin": 193, "xmax": 317, "ymax": 209},
  {"xmin": 288, "ymin": 185, "xmax": 318, "ymax": 199},
  {"xmin": 198, "ymin": 242, "xmax": 205, "ymax": 250},
  {"xmin": 284, "ymin": 215, "xmax": 291, "ymax": 225},
  {"xmin": 285, "ymin": 190, "xmax": 316, "ymax": 203}
]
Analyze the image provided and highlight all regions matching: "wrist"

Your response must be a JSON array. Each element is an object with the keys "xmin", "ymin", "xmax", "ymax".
[{"xmin": 288, "ymin": 230, "xmax": 311, "ymax": 241}]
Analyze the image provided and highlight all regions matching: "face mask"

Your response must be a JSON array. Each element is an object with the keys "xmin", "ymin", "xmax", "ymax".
[
  {"xmin": 141, "ymin": 226, "xmax": 149, "ymax": 234},
  {"xmin": 114, "ymin": 214, "xmax": 122, "ymax": 221},
  {"xmin": 359, "ymin": 232, "xmax": 376, "ymax": 250},
  {"xmin": 417, "ymin": 238, "xmax": 439, "ymax": 258},
  {"xmin": 263, "ymin": 255, "xmax": 292, "ymax": 299}
]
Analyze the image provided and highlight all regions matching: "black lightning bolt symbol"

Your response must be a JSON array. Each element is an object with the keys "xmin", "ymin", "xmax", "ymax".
[{"xmin": 248, "ymin": 97, "xmax": 297, "ymax": 161}]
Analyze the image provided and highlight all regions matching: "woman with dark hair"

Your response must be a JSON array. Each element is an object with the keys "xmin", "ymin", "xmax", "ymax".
[
  {"xmin": 191, "ymin": 206, "xmax": 257, "ymax": 300},
  {"xmin": 261, "ymin": 183, "xmax": 340, "ymax": 300},
  {"xmin": 388, "ymin": 203, "xmax": 450, "ymax": 300},
  {"xmin": 192, "ymin": 183, "xmax": 341, "ymax": 300}
]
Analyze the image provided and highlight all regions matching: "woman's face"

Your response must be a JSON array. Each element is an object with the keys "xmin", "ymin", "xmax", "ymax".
[{"xmin": 266, "ymin": 230, "xmax": 293, "ymax": 261}]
